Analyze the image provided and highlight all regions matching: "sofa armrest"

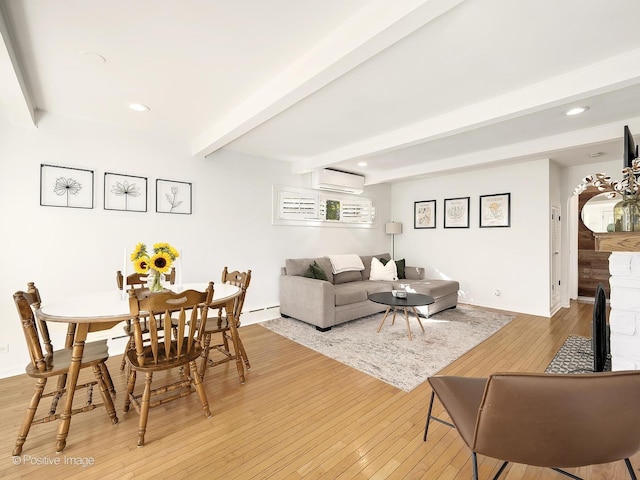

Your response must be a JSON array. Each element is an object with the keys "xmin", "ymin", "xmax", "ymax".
[
  {"xmin": 404, "ymin": 266, "xmax": 425, "ymax": 280},
  {"xmin": 279, "ymin": 275, "xmax": 335, "ymax": 328}
]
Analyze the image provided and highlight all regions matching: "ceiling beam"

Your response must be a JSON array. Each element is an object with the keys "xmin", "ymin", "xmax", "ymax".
[
  {"xmin": 0, "ymin": 2, "xmax": 36, "ymax": 128},
  {"xmin": 363, "ymin": 118, "xmax": 640, "ymax": 185},
  {"xmin": 191, "ymin": 0, "xmax": 465, "ymax": 158},
  {"xmin": 292, "ymin": 47, "xmax": 640, "ymax": 175}
]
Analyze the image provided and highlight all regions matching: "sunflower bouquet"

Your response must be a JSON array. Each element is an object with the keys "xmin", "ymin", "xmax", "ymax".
[{"xmin": 130, "ymin": 242, "xmax": 180, "ymax": 291}]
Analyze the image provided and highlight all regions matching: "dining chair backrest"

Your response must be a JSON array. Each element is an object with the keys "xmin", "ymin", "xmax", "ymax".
[
  {"xmin": 116, "ymin": 268, "xmax": 176, "ymax": 290},
  {"xmin": 14, "ymin": 290, "xmax": 50, "ymax": 372},
  {"xmin": 221, "ymin": 267, "xmax": 251, "ymax": 323},
  {"xmin": 127, "ymin": 283, "xmax": 213, "ymax": 367}
]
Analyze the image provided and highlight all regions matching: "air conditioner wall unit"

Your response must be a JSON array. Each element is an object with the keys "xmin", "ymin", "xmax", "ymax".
[{"xmin": 311, "ymin": 169, "xmax": 365, "ymax": 194}]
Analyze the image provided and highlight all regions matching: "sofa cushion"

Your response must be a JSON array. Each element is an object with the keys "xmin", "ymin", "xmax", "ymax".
[
  {"xmin": 403, "ymin": 279, "xmax": 460, "ymax": 299},
  {"xmin": 334, "ymin": 283, "xmax": 369, "ymax": 306},
  {"xmin": 333, "ymin": 270, "xmax": 363, "ymax": 284},
  {"xmin": 361, "ymin": 253, "xmax": 391, "ymax": 280},
  {"xmin": 370, "ymin": 257, "xmax": 398, "ymax": 281},
  {"xmin": 304, "ymin": 261, "xmax": 329, "ymax": 281}
]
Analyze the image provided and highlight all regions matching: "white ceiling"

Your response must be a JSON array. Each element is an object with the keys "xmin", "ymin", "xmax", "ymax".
[{"xmin": 2, "ymin": 0, "xmax": 640, "ymax": 185}]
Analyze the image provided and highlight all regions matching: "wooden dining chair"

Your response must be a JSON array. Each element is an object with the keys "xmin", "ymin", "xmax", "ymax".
[
  {"xmin": 199, "ymin": 268, "xmax": 251, "ymax": 382},
  {"xmin": 116, "ymin": 268, "xmax": 176, "ymax": 370},
  {"xmin": 12, "ymin": 288, "xmax": 118, "ymax": 456},
  {"xmin": 123, "ymin": 282, "xmax": 214, "ymax": 447}
]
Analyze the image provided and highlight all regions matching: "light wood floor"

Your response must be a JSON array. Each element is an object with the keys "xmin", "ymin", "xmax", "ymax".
[{"xmin": 1, "ymin": 301, "xmax": 637, "ymax": 479}]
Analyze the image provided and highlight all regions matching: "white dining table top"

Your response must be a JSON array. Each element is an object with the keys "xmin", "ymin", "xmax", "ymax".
[{"xmin": 38, "ymin": 282, "xmax": 240, "ymax": 324}]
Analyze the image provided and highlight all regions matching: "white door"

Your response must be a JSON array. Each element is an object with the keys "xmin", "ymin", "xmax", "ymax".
[{"xmin": 551, "ymin": 206, "xmax": 561, "ymax": 309}]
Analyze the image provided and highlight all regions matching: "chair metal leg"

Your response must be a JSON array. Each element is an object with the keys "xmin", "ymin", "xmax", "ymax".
[
  {"xmin": 625, "ymin": 458, "xmax": 638, "ymax": 480},
  {"xmin": 423, "ymin": 391, "xmax": 435, "ymax": 441},
  {"xmin": 423, "ymin": 390, "xmax": 455, "ymax": 442},
  {"xmin": 472, "ymin": 452, "xmax": 479, "ymax": 480},
  {"xmin": 550, "ymin": 467, "xmax": 583, "ymax": 479},
  {"xmin": 492, "ymin": 461, "xmax": 509, "ymax": 480}
]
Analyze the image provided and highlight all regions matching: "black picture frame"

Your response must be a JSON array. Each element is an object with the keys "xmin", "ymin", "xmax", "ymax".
[
  {"xmin": 40, "ymin": 164, "xmax": 94, "ymax": 209},
  {"xmin": 414, "ymin": 200, "xmax": 436, "ymax": 229},
  {"xmin": 444, "ymin": 197, "xmax": 470, "ymax": 228},
  {"xmin": 156, "ymin": 179, "xmax": 192, "ymax": 214},
  {"xmin": 104, "ymin": 172, "xmax": 148, "ymax": 212},
  {"xmin": 479, "ymin": 193, "xmax": 511, "ymax": 227}
]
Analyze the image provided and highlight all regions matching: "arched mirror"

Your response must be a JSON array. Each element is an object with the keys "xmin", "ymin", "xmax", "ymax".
[{"xmin": 581, "ymin": 192, "xmax": 619, "ymax": 233}]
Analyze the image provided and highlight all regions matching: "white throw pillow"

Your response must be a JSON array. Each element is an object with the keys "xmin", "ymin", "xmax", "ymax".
[{"xmin": 369, "ymin": 257, "xmax": 398, "ymax": 281}]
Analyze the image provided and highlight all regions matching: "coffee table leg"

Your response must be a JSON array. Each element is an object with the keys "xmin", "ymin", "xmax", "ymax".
[
  {"xmin": 377, "ymin": 307, "xmax": 392, "ymax": 333},
  {"xmin": 403, "ymin": 307, "xmax": 413, "ymax": 341},
  {"xmin": 412, "ymin": 307, "xmax": 425, "ymax": 332}
]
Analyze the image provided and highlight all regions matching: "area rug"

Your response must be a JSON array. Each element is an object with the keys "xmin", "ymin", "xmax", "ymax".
[
  {"xmin": 545, "ymin": 335, "xmax": 611, "ymax": 373},
  {"xmin": 260, "ymin": 305, "xmax": 515, "ymax": 392}
]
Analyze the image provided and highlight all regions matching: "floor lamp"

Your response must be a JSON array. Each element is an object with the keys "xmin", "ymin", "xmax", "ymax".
[{"xmin": 385, "ymin": 222, "xmax": 402, "ymax": 260}]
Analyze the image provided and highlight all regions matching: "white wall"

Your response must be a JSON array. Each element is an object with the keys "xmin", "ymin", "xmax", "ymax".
[
  {"xmin": 391, "ymin": 158, "xmax": 552, "ymax": 317},
  {"xmin": 0, "ymin": 113, "xmax": 391, "ymax": 378}
]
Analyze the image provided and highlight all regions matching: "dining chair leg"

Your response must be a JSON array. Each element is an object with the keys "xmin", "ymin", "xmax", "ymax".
[
  {"xmin": 93, "ymin": 365, "xmax": 118, "ymax": 424},
  {"xmin": 199, "ymin": 333, "xmax": 212, "ymax": 378},
  {"xmin": 423, "ymin": 391, "xmax": 436, "ymax": 441},
  {"xmin": 99, "ymin": 363, "xmax": 116, "ymax": 395},
  {"xmin": 124, "ymin": 369, "xmax": 136, "ymax": 413},
  {"xmin": 189, "ymin": 360, "xmax": 212, "ymax": 418},
  {"xmin": 472, "ymin": 452, "xmax": 479, "ymax": 480},
  {"xmin": 235, "ymin": 335, "xmax": 251, "ymax": 369},
  {"xmin": 120, "ymin": 337, "xmax": 134, "ymax": 370},
  {"xmin": 137, "ymin": 373, "xmax": 153, "ymax": 447},
  {"xmin": 13, "ymin": 378, "xmax": 47, "ymax": 456}
]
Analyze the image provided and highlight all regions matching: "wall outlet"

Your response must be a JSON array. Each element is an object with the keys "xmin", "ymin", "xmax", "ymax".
[{"xmin": 0, "ymin": 344, "xmax": 8, "ymax": 354}]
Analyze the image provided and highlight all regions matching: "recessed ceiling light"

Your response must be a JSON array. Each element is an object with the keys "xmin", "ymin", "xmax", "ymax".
[
  {"xmin": 589, "ymin": 152, "xmax": 604, "ymax": 158},
  {"xmin": 565, "ymin": 106, "xmax": 589, "ymax": 116},
  {"xmin": 128, "ymin": 103, "xmax": 150, "ymax": 112},
  {"xmin": 357, "ymin": 161, "xmax": 368, "ymax": 167}
]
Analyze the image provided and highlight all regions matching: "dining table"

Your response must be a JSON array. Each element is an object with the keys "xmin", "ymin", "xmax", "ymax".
[{"xmin": 36, "ymin": 282, "xmax": 241, "ymax": 453}]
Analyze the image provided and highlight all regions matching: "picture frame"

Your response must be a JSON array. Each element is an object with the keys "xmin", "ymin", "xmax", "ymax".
[
  {"xmin": 156, "ymin": 179, "xmax": 192, "ymax": 214},
  {"xmin": 40, "ymin": 164, "xmax": 94, "ymax": 209},
  {"xmin": 414, "ymin": 200, "xmax": 436, "ymax": 229},
  {"xmin": 104, "ymin": 172, "xmax": 147, "ymax": 212},
  {"xmin": 479, "ymin": 192, "xmax": 511, "ymax": 228},
  {"xmin": 444, "ymin": 197, "xmax": 470, "ymax": 228}
]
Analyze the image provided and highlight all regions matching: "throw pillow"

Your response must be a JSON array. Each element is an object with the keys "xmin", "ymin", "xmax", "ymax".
[
  {"xmin": 370, "ymin": 257, "xmax": 398, "ymax": 281},
  {"xmin": 304, "ymin": 261, "xmax": 328, "ymax": 281},
  {"xmin": 378, "ymin": 257, "xmax": 406, "ymax": 279}
]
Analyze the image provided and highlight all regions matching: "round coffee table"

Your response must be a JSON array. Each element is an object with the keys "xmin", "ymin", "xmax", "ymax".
[{"xmin": 368, "ymin": 291, "xmax": 434, "ymax": 340}]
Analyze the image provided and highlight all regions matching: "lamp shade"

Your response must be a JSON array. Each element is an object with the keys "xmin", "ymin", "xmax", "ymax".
[{"xmin": 385, "ymin": 222, "xmax": 402, "ymax": 234}]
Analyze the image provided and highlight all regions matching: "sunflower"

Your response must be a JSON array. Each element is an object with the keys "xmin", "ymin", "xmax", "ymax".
[
  {"xmin": 130, "ymin": 242, "xmax": 148, "ymax": 261},
  {"xmin": 150, "ymin": 252, "xmax": 172, "ymax": 273},
  {"xmin": 153, "ymin": 242, "xmax": 179, "ymax": 260},
  {"xmin": 133, "ymin": 257, "xmax": 150, "ymax": 274}
]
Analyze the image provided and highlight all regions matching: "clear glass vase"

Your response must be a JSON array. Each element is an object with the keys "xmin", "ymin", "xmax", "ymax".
[
  {"xmin": 146, "ymin": 268, "xmax": 165, "ymax": 292},
  {"xmin": 613, "ymin": 194, "xmax": 640, "ymax": 232}
]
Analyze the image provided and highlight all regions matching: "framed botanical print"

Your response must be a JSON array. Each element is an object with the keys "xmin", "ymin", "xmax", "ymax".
[
  {"xmin": 104, "ymin": 172, "xmax": 147, "ymax": 212},
  {"xmin": 479, "ymin": 193, "xmax": 511, "ymax": 227},
  {"xmin": 414, "ymin": 200, "xmax": 436, "ymax": 229},
  {"xmin": 444, "ymin": 197, "xmax": 470, "ymax": 228},
  {"xmin": 40, "ymin": 164, "xmax": 94, "ymax": 209},
  {"xmin": 156, "ymin": 179, "xmax": 192, "ymax": 214}
]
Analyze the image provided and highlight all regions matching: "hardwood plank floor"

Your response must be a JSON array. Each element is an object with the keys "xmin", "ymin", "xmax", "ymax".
[{"xmin": 2, "ymin": 300, "xmax": 637, "ymax": 479}]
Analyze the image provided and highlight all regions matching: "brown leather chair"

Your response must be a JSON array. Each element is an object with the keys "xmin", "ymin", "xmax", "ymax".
[{"xmin": 424, "ymin": 371, "xmax": 640, "ymax": 479}]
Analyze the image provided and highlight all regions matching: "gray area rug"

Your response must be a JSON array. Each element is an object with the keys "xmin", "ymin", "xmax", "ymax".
[
  {"xmin": 260, "ymin": 305, "xmax": 515, "ymax": 392},
  {"xmin": 545, "ymin": 335, "xmax": 611, "ymax": 373}
]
